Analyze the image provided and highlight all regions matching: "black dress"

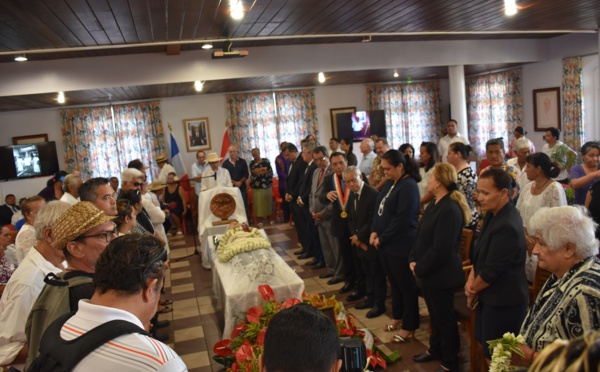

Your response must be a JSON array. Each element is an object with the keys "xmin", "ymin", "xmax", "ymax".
[{"xmin": 164, "ymin": 184, "xmax": 184, "ymax": 217}]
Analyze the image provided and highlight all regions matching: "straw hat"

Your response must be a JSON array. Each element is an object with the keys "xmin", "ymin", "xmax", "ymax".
[
  {"xmin": 206, "ymin": 152, "xmax": 223, "ymax": 163},
  {"xmin": 51, "ymin": 201, "xmax": 115, "ymax": 251},
  {"xmin": 155, "ymin": 154, "xmax": 168, "ymax": 163},
  {"xmin": 148, "ymin": 180, "xmax": 167, "ymax": 191}
]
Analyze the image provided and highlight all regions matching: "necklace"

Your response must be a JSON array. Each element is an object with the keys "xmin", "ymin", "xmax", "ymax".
[{"xmin": 534, "ymin": 179, "xmax": 550, "ymax": 190}]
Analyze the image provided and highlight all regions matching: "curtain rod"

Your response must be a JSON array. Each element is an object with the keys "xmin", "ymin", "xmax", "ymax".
[{"xmin": 57, "ymin": 97, "xmax": 159, "ymax": 110}]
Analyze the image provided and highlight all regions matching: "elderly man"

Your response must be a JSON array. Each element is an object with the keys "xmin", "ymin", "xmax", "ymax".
[
  {"xmin": 59, "ymin": 174, "xmax": 82, "ymax": 205},
  {"xmin": 358, "ymin": 139, "xmax": 376, "ymax": 177},
  {"xmin": 369, "ymin": 138, "xmax": 389, "ymax": 191},
  {"xmin": 507, "ymin": 137, "xmax": 534, "ymax": 189},
  {"xmin": 155, "ymin": 155, "xmax": 177, "ymax": 184},
  {"xmin": 25, "ymin": 201, "xmax": 115, "ymax": 367},
  {"xmin": 515, "ymin": 206, "xmax": 600, "ymax": 367},
  {"xmin": 201, "ymin": 152, "xmax": 233, "ymax": 190},
  {"xmin": 438, "ymin": 119, "xmax": 469, "ymax": 163},
  {"xmin": 222, "ymin": 146, "xmax": 250, "ymax": 211},
  {"xmin": 0, "ymin": 201, "xmax": 69, "ymax": 371},
  {"xmin": 79, "ymin": 177, "xmax": 118, "ymax": 216},
  {"xmin": 191, "ymin": 150, "xmax": 208, "ymax": 199},
  {"xmin": 31, "ymin": 235, "xmax": 186, "ymax": 371}
]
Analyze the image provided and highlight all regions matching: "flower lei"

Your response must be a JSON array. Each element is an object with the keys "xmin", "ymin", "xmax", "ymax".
[
  {"xmin": 213, "ymin": 285, "xmax": 399, "ymax": 372},
  {"xmin": 216, "ymin": 227, "xmax": 271, "ymax": 262},
  {"xmin": 488, "ymin": 332, "xmax": 526, "ymax": 372}
]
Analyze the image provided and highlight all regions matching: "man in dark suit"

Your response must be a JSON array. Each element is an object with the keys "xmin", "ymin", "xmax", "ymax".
[
  {"xmin": 344, "ymin": 166, "xmax": 386, "ymax": 318},
  {"xmin": 284, "ymin": 143, "xmax": 308, "ymax": 254},
  {"xmin": 319, "ymin": 152, "xmax": 354, "ymax": 294},
  {"xmin": 0, "ymin": 194, "xmax": 19, "ymax": 226}
]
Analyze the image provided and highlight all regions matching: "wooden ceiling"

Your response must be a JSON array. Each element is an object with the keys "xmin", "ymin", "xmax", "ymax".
[{"xmin": 0, "ymin": 0, "xmax": 597, "ymax": 111}]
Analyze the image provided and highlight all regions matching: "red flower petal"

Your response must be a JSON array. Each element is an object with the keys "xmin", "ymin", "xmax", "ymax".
[
  {"xmin": 258, "ymin": 284, "xmax": 275, "ymax": 301},
  {"xmin": 246, "ymin": 306, "xmax": 263, "ymax": 323},
  {"xmin": 213, "ymin": 339, "xmax": 232, "ymax": 357},
  {"xmin": 235, "ymin": 342, "xmax": 253, "ymax": 364},
  {"xmin": 281, "ymin": 298, "xmax": 301, "ymax": 309},
  {"xmin": 256, "ymin": 327, "xmax": 267, "ymax": 346},
  {"xmin": 231, "ymin": 363, "xmax": 240, "ymax": 371},
  {"xmin": 231, "ymin": 321, "xmax": 248, "ymax": 339}
]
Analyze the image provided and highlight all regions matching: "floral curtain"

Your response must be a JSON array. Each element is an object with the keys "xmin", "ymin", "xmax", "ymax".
[
  {"xmin": 367, "ymin": 81, "xmax": 441, "ymax": 155},
  {"xmin": 60, "ymin": 100, "xmax": 165, "ymax": 180},
  {"xmin": 226, "ymin": 89, "xmax": 319, "ymax": 164},
  {"xmin": 561, "ymin": 57, "xmax": 583, "ymax": 150},
  {"xmin": 466, "ymin": 68, "xmax": 523, "ymax": 159}
]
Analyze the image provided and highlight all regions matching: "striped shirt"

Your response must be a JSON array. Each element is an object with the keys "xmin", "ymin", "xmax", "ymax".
[{"xmin": 61, "ymin": 300, "xmax": 187, "ymax": 371}]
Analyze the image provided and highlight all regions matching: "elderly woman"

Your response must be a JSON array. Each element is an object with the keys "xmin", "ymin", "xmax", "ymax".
[
  {"xmin": 570, "ymin": 141, "xmax": 600, "ymax": 205},
  {"xmin": 370, "ymin": 150, "xmax": 421, "ymax": 342},
  {"xmin": 0, "ymin": 225, "xmax": 17, "ymax": 297},
  {"xmin": 516, "ymin": 206, "xmax": 600, "ymax": 366},
  {"xmin": 465, "ymin": 168, "xmax": 529, "ymax": 360},
  {"xmin": 516, "ymin": 153, "xmax": 566, "ymax": 283},
  {"xmin": 447, "ymin": 143, "xmax": 479, "ymax": 229},
  {"xmin": 249, "ymin": 148, "xmax": 274, "ymax": 226},
  {"xmin": 409, "ymin": 163, "xmax": 472, "ymax": 372},
  {"xmin": 506, "ymin": 137, "xmax": 533, "ymax": 189},
  {"xmin": 15, "ymin": 196, "xmax": 46, "ymax": 264}
]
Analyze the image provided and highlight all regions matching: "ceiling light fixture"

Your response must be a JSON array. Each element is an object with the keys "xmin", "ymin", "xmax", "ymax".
[
  {"xmin": 230, "ymin": 0, "xmax": 244, "ymax": 20},
  {"xmin": 393, "ymin": 71, "xmax": 399, "ymax": 78},
  {"xmin": 504, "ymin": 0, "xmax": 517, "ymax": 16},
  {"xmin": 202, "ymin": 43, "xmax": 213, "ymax": 50},
  {"xmin": 318, "ymin": 72, "xmax": 325, "ymax": 83},
  {"xmin": 361, "ymin": 35, "xmax": 372, "ymax": 42},
  {"xmin": 14, "ymin": 54, "xmax": 27, "ymax": 62},
  {"xmin": 57, "ymin": 92, "xmax": 65, "ymax": 104},
  {"xmin": 194, "ymin": 81, "xmax": 204, "ymax": 92}
]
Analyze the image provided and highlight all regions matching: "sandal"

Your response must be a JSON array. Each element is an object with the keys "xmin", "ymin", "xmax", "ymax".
[
  {"xmin": 160, "ymin": 299, "xmax": 173, "ymax": 306},
  {"xmin": 391, "ymin": 331, "xmax": 415, "ymax": 344},
  {"xmin": 157, "ymin": 305, "xmax": 173, "ymax": 314},
  {"xmin": 384, "ymin": 322, "xmax": 401, "ymax": 332}
]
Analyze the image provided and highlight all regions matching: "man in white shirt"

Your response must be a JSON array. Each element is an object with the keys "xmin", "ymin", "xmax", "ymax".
[
  {"xmin": 191, "ymin": 150, "xmax": 208, "ymax": 198},
  {"xmin": 506, "ymin": 137, "xmax": 534, "ymax": 189},
  {"xmin": 438, "ymin": 119, "xmax": 469, "ymax": 163},
  {"xmin": 155, "ymin": 155, "xmax": 176, "ymax": 184},
  {"xmin": 59, "ymin": 174, "xmax": 82, "ymax": 205},
  {"xmin": 0, "ymin": 201, "xmax": 69, "ymax": 371},
  {"xmin": 358, "ymin": 139, "xmax": 376, "ymax": 177},
  {"xmin": 202, "ymin": 152, "xmax": 233, "ymax": 190}
]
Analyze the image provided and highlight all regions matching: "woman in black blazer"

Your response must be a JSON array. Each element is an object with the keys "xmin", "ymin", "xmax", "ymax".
[
  {"xmin": 409, "ymin": 163, "xmax": 472, "ymax": 371},
  {"xmin": 370, "ymin": 150, "xmax": 421, "ymax": 343},
  {"xmin": 465, "ymin": 168, "xmax": 529, "ymax": 360}
]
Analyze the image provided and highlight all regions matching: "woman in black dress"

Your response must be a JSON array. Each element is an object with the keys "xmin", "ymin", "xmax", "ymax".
[
  {"xmin": 410, "ymin": 163, "xmax": 472, "ymax": 371},
  {"xmin": 162, "ymin": 172, "xmax": 187, "ymax": 235}
]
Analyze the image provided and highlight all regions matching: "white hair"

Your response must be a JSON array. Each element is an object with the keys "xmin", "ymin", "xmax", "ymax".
[
  {"xmin": 343, "ymin": 166, "xmax": 361, "ymax": 178},
  {"xmin": 34, "ymin": 201, "xmax": 71, "ymax": 241},
  {"xmin": 120, "ymin": 168, "xmax": 144, "ymax": 183},
  {"xmin": 514, "ymin": 137, "xmax": 533, "ymax": 153},
  {"xmin": 529, "ymin": 206, "xmax": 599, "ymax": 258},
  {"xmin": 362, "ymin": 139, "xmax": 374, "ymax": 151},
  {"xmin": 62, "ymin": 174, "xmax": 82, "ymax": 193}
]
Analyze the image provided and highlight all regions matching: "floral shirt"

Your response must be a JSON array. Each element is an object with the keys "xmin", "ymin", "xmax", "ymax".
[
  {"xmin": 369, "ymin": 157, "xmax": 384, "ymax": 187},
  {"xmin": 250, "ymin": 158, "xmax": 273, "ymax": 189},
  {"xmin": 0, "ymin": 256, "xmax": 16, "ymax": 285},
  {"xmin": 457, "ymin": 167, "xmax": 480, "ymax": 229}
]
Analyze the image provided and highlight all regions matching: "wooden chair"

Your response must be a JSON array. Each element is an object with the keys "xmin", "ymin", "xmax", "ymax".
[
  {"xmin": 529, "ymin": 264, "xmax": 552, "ymax": 305},
  {"xmin": 460, "ymin": 228, "xmax": 474, "ymax": 266}
]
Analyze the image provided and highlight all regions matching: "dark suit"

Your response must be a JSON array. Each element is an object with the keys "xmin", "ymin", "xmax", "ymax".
[
  {"xmin": 297, "ymin": 161, "xmax": 322, "ymax": 260},
  {"xmin": 348, "ymin": 183, "xmax": 385, "ymax": 307},
  {"xmin": 286, "ymin": 156, "xmax": 308, "ymax": 249},
  {"xmin": 410, "ymin": 194, "xmax": 465, "ymax": 368},
  {"xmin": 0, "ymin": 204, "xmax": 18, "ymax": 226},
  {"xmin": 472, "ymin": 202, "xmax": 529, "ymax": 358}
]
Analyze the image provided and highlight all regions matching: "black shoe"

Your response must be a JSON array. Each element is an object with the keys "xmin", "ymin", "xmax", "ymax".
[
  {"xmin": 413, "ymin": 352, "xmax": 440, "ymax": 363},
  {"xmin": 327, "ymin": 278, "xmax": 343, "ymax": 285},
  {"xmin": 294, "ymin": 249, "xmax": 306, "ymax": 256},
  {"xmin": 155, "ymin": 320, "xmax": 169, "ymax": 329},
  {"xmin": 339, "ymin": 282, "xmax": 354, "ymax": 294},
  {"xmin": 306, "ymin": 259, "xmax": 319, "ymax": 265},
  {"xmin": 298, "ymin": 253, "xmax": 314, "ymax": 259},
  {"xmin": 312, "ymin": 262, "xmax": 325, "ymax": 269},
  {"xmin": 354, "ymin": 300, "xmax": 373, "ymax": 310},
  {"xmin": 152, "ymin": 332, "xmax": 169, "ymax": 342},
  {"xmin": 366, "ymin": 306, "xmax": 386, "ymax": 318},
  {"xmin": 346, "ymin": 291, "xmax": 365, "ymax": 302},
  {"xmin": 319, "ymin": 273, "xmax": 334, "ymax": 279}
]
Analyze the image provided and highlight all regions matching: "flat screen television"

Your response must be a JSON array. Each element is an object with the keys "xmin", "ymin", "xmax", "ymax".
[
  {"xmin": 0, "ymin": 141, "xmax": 60, "ymax": 180},
  {"xmin": 335, "ymin": 110, "xmax": 386, "ymax": 141}
]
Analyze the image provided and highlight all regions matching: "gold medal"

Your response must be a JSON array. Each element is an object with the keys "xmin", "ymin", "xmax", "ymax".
[{"xmin": 340, "ymin": 211, "xmax": 348, "ymax": 218}]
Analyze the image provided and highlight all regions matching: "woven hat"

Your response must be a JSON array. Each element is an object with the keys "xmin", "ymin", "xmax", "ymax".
[
  {"xmin": 155, "ymin": 154, "xmax": 168, "ymax": 163},
  {"xmin": 51, "ymin": 201, "xmax": 115, "ymax": 250},
  {"xmin": 206, "ymin": 152, "xmax": 223, "ymax": 163},
  {"xmin": 148, "ymin": 180, "xmax": 167, "ymax": 191}
]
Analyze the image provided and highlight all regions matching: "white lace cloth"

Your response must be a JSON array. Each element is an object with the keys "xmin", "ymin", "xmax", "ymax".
[
  {"xmin": 209, "ymin": 231, "xmax": 304, "ymax": 338},
  {"xmin": 516, "ymin": 181, "xmax": 567, "ymax": 282}
]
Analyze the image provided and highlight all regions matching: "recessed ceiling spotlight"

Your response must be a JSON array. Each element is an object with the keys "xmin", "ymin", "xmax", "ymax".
[
  {"xmin": 14, "ymin": 54, "xmax": 27, "ymax": 62},
  {"xmin": 361, "ymin": 35, "xmax": 372, "ymax": 43},
  {"xmin": 504, "ymin": 0, "xmax": 517, "ymax": 16},
  {"xmin": 202, "ymin": 43, "xmax": 213, "ymax": 50},
  {"xmin": 57, "ymin": 92, "xmax": 65, "ymax": 104},
  {"xmin": 318, "ymin": 72, "xmax": 325, "ymax": 83},
  {"xmin": 393, "ymin": 71, "xmax": 399, "ymax": 78},
  {"xmin": 230, "ymin": 0, "xmax": 244, "ymax": 20},
  {"xmin": 194, "ymin": 81, "xmax": 204, "ymax": 92}
]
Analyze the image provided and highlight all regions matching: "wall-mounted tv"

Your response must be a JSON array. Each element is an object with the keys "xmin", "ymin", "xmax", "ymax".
[
  {"xmin": 0, "ymin": 141, "xmax": 60, "ymax": 180},
  {"xmin": 335, "ymin": 110, "xmax": 386, "ymax": 141}
]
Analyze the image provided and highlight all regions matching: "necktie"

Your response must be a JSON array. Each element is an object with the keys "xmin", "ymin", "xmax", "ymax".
[{"xmin": 318, "ymin": 169, "xmax": 324, "ymax": 185}]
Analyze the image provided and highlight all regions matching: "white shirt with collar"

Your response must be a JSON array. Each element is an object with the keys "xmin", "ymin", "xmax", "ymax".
[
  {"xmin": 191, "ymin": 162, "xmax": 209, "ymax": 196},
  {"xmin": 59, "ymin": 192, "xmax": 79, "ymax": 205},
  {"xmin": 359, "ymin": 152, "xmax": 376, "ymax": 176},
  {"xmin": 0, "ymin": 248, "xmax": 64, "ymax": 370},
  {"xmin": 438, "ymin": 133, "xmax": 469, "ymax": 163},
  {"xmin": 506, "ymin": 157, "xmax": 532, "ymax": 189},
  {"xmin": 157, "ymin": 164, "xmax": 177, "ymax": 184},
  {"xmin": 201, "ymin": 167, "xmax": 233, "ymax": 191}
]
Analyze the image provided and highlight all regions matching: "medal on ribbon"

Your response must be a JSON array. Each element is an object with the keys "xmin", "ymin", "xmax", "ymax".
[{"xmin": 333, "ymin": 173, "xmax": 350, "ymax": 218}]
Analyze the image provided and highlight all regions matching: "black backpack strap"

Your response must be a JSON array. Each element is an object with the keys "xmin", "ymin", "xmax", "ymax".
[{"xmin": 33, "ymin": 311, "xmax": 149, "ymax": 371}]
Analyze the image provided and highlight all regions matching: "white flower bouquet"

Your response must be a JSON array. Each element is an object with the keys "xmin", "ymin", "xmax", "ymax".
[{"xmin": 488, "ymin": 332, "xmax": 526, "ymax": 372}]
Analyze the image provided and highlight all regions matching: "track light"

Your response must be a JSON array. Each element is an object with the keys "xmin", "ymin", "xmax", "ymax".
[
  {"xmin": 57, "ymin": 92, "xmax": 65, "ymax": 104},
  {"xmin": 194, "ymin": 81, "xmax": 204, "ymax": 92},
  {"xmin": 393, "ymin": 71, "xmax": 399, "ymax": 78},
  {"xmin": 318, "ymin": 72, "xmax": 325, "ymax": 83},
  {"xmin": 14, "ymin": 54, "xmax": 27, "ymax": 62},
  {"xmin": 504, "ymin": 0, "xmax": 517, "ymax": 16},
  {"xmin": 230, "ymin": 0, "xmax": 244, "ymax": 20}
]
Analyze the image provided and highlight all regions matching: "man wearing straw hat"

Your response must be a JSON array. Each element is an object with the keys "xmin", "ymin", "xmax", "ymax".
[
  {"xmin": 201, "ymin": 152, "xmax": 232, "ymax": 190},
  {"xmin": 25, "ymin": 201, "xmax": 116, "ymax": 367},
  {"xmin": 155, "ymin": 154, "xmax": 176, "ymax": 185}
]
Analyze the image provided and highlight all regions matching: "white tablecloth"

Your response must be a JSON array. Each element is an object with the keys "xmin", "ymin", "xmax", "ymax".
[
  {"xmin": 198, "ymin": 187, "xmax": 247, "ymax": 269},
  {"xmin": 209, "ymin": 232, "xmax": 305, "ymax": 338}
]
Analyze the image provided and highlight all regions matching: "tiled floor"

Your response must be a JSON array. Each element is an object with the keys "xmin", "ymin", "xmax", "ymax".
[{"xmin": 160, "ymin": 223, "xmax": 472, "ymax": 372}]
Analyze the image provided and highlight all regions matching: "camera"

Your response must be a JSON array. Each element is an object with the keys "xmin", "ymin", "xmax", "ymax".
[{"xmin": 339, "ymin": 337, "xmax": 367, "ymax": 372}]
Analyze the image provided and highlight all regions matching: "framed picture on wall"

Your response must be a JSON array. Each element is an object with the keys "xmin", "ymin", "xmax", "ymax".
[
  {"xmin": 12, "ymin": 133, "xmax": 48, "ymax": 145},
  {"xmin": 533, "ymin": 87, "xmax": 561, "ymax": 132},
  {"xmin": 183, "ymin": 117, "xmax": 211, "ymax": 152},
  {"xmin": 330, "ymin": 107, "xmax": 356, "ymax": 138}
]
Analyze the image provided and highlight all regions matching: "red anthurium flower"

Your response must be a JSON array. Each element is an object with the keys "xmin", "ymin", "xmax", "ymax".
[
  {"xmin": 256, "ymin": 327, "xmax": 267, "ymax": 346},
  {"xmin": 213, "ymin": 339, "xmax": 232, "ymax": 357},
  {"xmin": 281, "ymin": 298, "xmax": 301, "ymax": 309},
  {"xmin": 231, "ymin": 321, "xmax": 248, "ymax": 339},
  {"xmin": 245, "ymin": 363, "xmax": 252, "ymax": 372},
  {"xmin": 235, "ymin": 341, "xmax": 253, "ymax": 364},
  {"xmin": 246, "ymin": 306, "xmax": 263, "ymax": 323},
  {"xmin": 258, "ymin": 284, "xmax": 275, "ymax": 301},
  {"xmin": 231, "ymin": 363, "xmax": 240, "ymax": 371},
  {"xmin": 375, "ymin": 352, "xmax": 387, "ymax": 369}
]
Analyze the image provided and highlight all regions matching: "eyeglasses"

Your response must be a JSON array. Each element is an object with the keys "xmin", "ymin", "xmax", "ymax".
[
  {"xmin": 142, "ymin": 249, "xmax": 168, "ymax": 277},
  {"xmin": 133, "ymin": 182, "xmax": 144, "ymax": 187},
  {"xmin": 76, "ymin": 229, "xmax": 117, "ymax": 243}
]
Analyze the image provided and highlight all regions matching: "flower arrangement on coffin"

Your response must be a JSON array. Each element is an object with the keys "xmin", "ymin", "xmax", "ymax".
[
  {"xmin": 213, "ymin": 284, "xmax": 400, "ymax": 371},
  {"xmin": 487, "ymin": 332, "xmax": 526, "ymax": 372}
]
